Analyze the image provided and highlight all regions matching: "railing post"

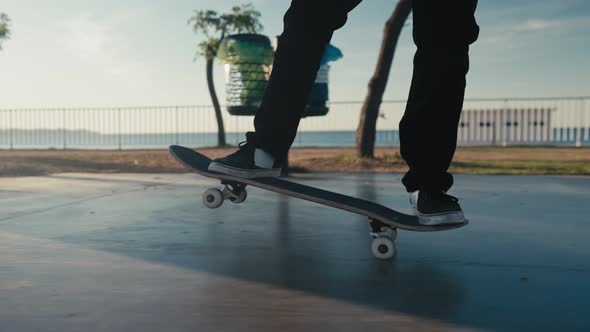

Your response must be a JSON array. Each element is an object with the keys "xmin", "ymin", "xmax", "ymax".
[
  {"xmin": 548, "ymin": 108, "xmax": 553, "ymax": 144},
  {"xmin": 576, "ymin": 97, "xmax": 584, "ymax": 147},
  {"xmin": 62, "ymin": 108, "xmax": 67, "ymax": 150},
  {"xmin": 492, "ymin": 119, "xmax": 496, "ymax": 146},
  {"xmin": 118, "ymin": 108, "xmax": 122, "ymax": 150},
  {"xmin": 175, "ymin": 106, "xmax": 179, "ymax": 145},
  {"xmin": 9, "ymin": 109, "xmax": 14, "ymax": 150},
  {"xmin": 584, "ymin": 98, "xmax": 588, "ymax": 146}
]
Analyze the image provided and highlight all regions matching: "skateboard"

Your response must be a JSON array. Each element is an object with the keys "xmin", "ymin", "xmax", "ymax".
[{"xmin": 169, "ymin": 145, "xmax": 468, "ymax": 260}]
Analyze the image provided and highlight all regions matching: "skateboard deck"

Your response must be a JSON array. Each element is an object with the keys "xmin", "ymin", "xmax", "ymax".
[{"xmin": 169, "ymin": 145, "xmax": 467, "ymax": 232}]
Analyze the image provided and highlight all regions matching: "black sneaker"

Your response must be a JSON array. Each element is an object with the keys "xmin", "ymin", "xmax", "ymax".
[
  {"xmin": 409, "ymin": 190, "xmax": 465, "ymax": 226},
  {"xmin": 208, "ymin": 134, "xmax": 281, "ymax": 179}
]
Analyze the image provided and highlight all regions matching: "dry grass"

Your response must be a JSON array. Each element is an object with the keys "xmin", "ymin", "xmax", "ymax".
[{"xmin": 1, "ymin": 146, "xmax": 590, "ymax": 177}]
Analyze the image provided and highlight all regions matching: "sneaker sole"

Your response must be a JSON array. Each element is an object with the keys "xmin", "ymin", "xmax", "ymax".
[
  {"xmin": 208, "ymin": 162, "xmax": 281, "ymax": 179},
  {"xmin": 414, "ymin": 209, "xmax": 466, "ymax": 226}
]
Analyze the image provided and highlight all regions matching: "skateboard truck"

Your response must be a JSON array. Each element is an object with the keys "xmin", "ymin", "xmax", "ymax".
[
  {"xmin": 221, "ymin": 181, "xmax": 247, "ymax": 198},
  {"xmin": 202, "ymin": 181, "xmax": 248, "ymax": 209}
]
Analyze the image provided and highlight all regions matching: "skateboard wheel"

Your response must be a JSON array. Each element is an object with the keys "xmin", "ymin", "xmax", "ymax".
[
  {"xmin": 230, "ymin": 189, "xmax": 247, "ymax": 204},
  {"xmin": 371, "ymin": 237, "xmax": 396, "ymax": 260},
  {"xmin": 203, "ymin": 188, "xmax": 224, "ymax": 209}
]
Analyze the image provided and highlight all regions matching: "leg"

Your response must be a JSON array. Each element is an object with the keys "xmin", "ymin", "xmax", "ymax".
[
  {"xmin": 253, "ymin": 0, "xmax": 363, "ymax": 163},
  {"xmin": 209, "ymin": 0, "xmax": 362, "ymax": 178},
  {"xmin": 400, "ymin": 0, "xmax": 479, "ymax": 192}
]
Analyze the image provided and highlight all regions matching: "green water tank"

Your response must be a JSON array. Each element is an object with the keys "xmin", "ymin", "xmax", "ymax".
[
  {"xmin": 303, "ymin": 43, "xmax": 342, "ymax": 117},
  {"xmin": 218, "ymin": 34, "xmax": 342, "ymax": 117},
  {"xmin": 217, "ymin": 34, "xmax": 274, "ymax": 116}
]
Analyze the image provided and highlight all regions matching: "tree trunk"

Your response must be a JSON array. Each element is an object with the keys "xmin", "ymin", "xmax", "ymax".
[
  {"xmin": 356, "ymin": 0, "xmax": 412, "ymax": 158},
  {"xmin": 206, "ymin": 57, "xmax": 226, "ymax": 147}
]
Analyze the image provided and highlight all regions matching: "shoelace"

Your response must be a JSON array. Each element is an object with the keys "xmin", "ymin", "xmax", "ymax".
[{"xmin": 230, "ymin": 140, "xmax": 253, "ymax": 158}]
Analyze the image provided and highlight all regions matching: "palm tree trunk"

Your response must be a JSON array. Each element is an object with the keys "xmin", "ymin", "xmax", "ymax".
[
  {"xmin": 206, "ymin": 57, "xmax": 226, "ymax": 146},
  {"xmin": 356, "ymin": 0, "xmax": 412, "ymax": 158}
]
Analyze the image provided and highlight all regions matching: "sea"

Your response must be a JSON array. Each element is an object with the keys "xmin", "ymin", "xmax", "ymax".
[{"xmin": 0, "ymin": 130, "xmax": 400, "ymax": 150}]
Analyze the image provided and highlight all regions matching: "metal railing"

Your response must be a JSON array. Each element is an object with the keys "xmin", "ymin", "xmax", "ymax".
[{"xmin": 0, "ymin": 97, "xmax": 588, "ymax": 150}]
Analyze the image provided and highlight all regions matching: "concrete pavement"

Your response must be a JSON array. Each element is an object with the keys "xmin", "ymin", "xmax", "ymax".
[{"xmin": 1, "ymin": 173, "xmax": 589, "ymax": 331}]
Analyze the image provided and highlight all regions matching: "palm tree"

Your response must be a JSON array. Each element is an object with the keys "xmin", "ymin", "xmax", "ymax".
[
  {"xmin": 188, "ymin": 4, "xmax": 263, "ymax": 147},
  {"xmin": 356, "ymin": 0, "xmax": 412, "ymax": 158},
  {"xmin": 0, "ymin": 13, "xmax": 10, "ymax": 51}
]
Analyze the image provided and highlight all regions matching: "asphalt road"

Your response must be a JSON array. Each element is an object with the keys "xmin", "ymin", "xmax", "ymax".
[{"xmin": 1, "ymin": 173, "xmax": 589, "ymax": 332}]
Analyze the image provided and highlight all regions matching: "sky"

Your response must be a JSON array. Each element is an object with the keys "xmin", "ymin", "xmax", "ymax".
[{"xmin": 0, "ymin": 0, "xmax": 589, "ymax": 108}]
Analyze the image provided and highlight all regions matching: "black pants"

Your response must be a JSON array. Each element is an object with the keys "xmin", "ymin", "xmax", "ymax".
[{"xmin": 253, "ymin": 0, "xmax": 479, "ymax": 192}]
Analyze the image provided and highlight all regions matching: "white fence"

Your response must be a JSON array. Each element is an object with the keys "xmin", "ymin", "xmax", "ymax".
[
  {"xmin": 0, "ymin": 97, "xmax": 588, "ymax": 149},
  {"xmin": 458, "ymin": 108, "xmax": 553, "ymax": 146},
  {"xmin": 459, "ymin": 97, "xmax": 589, "ymax": 146}
]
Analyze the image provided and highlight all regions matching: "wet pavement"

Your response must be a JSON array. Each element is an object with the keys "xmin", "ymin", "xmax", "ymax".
[{"xmin": 0, "ymin": 172, "xmax": 589, "ymax": 332}]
